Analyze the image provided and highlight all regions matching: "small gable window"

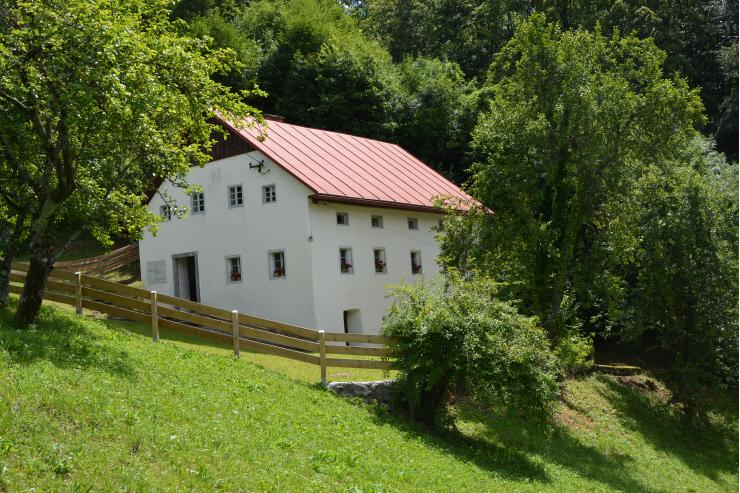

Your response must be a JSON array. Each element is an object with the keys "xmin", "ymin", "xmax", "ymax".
[
  {"xmin": 263, "ymin": 184, "xmax": 276, "ymax": 204},
  {"xmin": 336, "ymin": 212, "xmax": 349, "ymax": 225},
  {"xmin": 160, "ymin": 205, "xmax": 172, "ymax": 221},
  {"xmin": 226, "ymin": 256, "xmax": 242, "ymax": 283},
  {"xmin": 373, "ymin": 248, "xmax": 386, "ymax": 274},
  {"xmin": 269, "ymin": 250, "xmax": 286, "ymax": 279},
  {"xmin": 228, "ymin": 185, "xmax": 243, "ymax": 208},
  {"xmin": 371, "ymin": 215, "xmax": 383, "ymax": 228},
  {"xmin": 410, "ymin": 250, "xmax": 422, "ymax": 274},
  {"xmin": 191, "ymin": 192, "xmax": 205, "ymax": 214},
  {"xmin": 339, "ymin": 247, "xmax": 353, "ymax": 274},
  {"xmin": 407, "ymin": 217, "xmax": 418, "ymax": 230}
]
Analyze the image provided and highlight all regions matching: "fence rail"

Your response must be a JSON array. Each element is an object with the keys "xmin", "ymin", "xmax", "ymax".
[
  {"xmin": 9, "ymin": 262, "xmax": 394, "ymax": 384},
  {"xmin": 54, "ymin": 243, "xmax": 139, "ymax": 274}
]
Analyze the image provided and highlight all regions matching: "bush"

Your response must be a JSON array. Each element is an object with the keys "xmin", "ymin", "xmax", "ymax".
[{"xmin": 382, "ymin": 272, "xmax": 563, "ymax": 428}]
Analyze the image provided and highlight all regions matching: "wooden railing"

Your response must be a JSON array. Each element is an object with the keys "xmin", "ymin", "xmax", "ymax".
[
  {"xmin": 9, "ymin": 262, "xmax": 394, "ymax": 384},
  {"xmin": 55, "ymin": 243, "xmax": 139, "ymax": 274}
]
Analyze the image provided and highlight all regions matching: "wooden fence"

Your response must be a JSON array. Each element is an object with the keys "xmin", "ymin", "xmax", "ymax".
[
  {"xmin": 9, "ymin": 262, "xmax": 394, "ymax": 385},
  {"xmin": 55, "ymin": 243, "xmax": 139, "ymax": 274}
]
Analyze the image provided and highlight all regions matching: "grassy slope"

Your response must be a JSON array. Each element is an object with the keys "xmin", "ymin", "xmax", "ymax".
[{"xmin": 0, "ymin": 302, "xmax": 737, "ymax": 492}]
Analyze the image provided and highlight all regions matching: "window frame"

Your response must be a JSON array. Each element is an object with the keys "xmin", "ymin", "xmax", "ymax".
[
  {"xmin": 339, "ymin": 247, "xmax": 354, "ymax": 275},
  {"xmin": 268, "ymin": 249, "xmax": 286, "ymax": 279},
  {"xmin": 262, "ymin": 184, "xmax": 277, "ymax": 204},
  {"xmin": 410, "ymin": 250, "xmax": 422, "ymax": 275},
  {"xmin": 228, "ymin": 184, "xmax": 244, "ymax": 208},
  {"xmin": 191, "ymin": 191, "xmax": 205, "ymax": 214},
  {"xmin": 336, "ymin": 212, "xmax": 350, "ymax": 226},
  {"xmin": 407, "ymin": 217, "xmax": 418, "ymax": 230},
  {"xmin": 371, "ymin": 215, "xmax": 383, "ymax": 228},
  {"xmin": 373, "ymin": 248, "xmax": 387, "ymax": 274},
  {"xmin": 225, "ymin": 255, "xmax": 243, "ymax": 283},
  {"xmin": 159, "ymin": 205, "xmax": 172, "ymax": 221}
]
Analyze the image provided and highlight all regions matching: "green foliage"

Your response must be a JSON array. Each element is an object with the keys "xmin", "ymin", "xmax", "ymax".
[
  {"xmin": 0, "ymin": 0, "xmax": 261, "ymax": 321},
  {"xmin": 382, "ymin": 272, "xmax": 563, "ymax": 428},
  {"xmin": 454, "ymin": 15, "xmax": 703, "ymax": 331},
  {"xmin": 607, "ymin": 138, "xmax": 738, "ymax": 411}
]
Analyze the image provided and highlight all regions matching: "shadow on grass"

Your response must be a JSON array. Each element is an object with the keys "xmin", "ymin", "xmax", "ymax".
[
  {"xmin": 0, "ymin": 303, "xmax": 135, "ymax": 379},
  {"xmin": 596, "ymin": 375, "xmax": 738, "ymax": 482},
  {"xmin": 357, "ymin": 387, "xmax": 681, "ymax": 492},
  {"xmin": 362, "ymin": 404, "xmax": 552, "ymax": 484}
]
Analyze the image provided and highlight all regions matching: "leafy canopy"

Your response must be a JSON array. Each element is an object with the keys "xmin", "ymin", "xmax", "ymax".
[{"xmin": 382, "ymin": 272, "xmax": 562, "ymax": 428}]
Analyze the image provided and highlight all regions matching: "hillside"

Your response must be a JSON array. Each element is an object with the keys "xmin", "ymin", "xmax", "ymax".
[{"xmin": 0, "ymin": 301, "xmax": 737, "ymax": 492}]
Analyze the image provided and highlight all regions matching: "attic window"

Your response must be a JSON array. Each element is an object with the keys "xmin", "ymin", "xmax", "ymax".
[
  {"xmin": 269, "ymin": 250, "xmax": 286, "ymax": 279},
  {"xmin": 410, "ymin": 250, "xmax": 422, "ymax": 274},
  {"xmin": 336, "ymin": 212, "xmax": 349, "ymax": 225},
  {"xmin": 407, "ymin": 218, "xmax": 418, "ymax": 230},
  {"xmin": 160, "ymin": 205, "xmax": 172, "ymax": 221},
  {"xmin": 228, "ymin": 185, "xmax": 243, "ymax": 208},
  {"xmin": 371, "ymin": 215, "xmax": 383, "ymax": 228},
  {"xmin": 191, "ymin": 192, "xmax": 205, "ymax": 214},
  {"xmin": 226, "ymin": 256, "xmax": 242, "ymax": 283},
  {"xmin": 263, "ymin": 184, "xmax": 276, "ymax": 204},
  {"xmin": 339, "ymin": 247, "xmax": 353, "ymax": 274}
]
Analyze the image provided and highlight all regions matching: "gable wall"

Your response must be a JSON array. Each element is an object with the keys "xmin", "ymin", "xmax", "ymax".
[{"xmin": 139, "ymin": 151, "xmax": 317, "ymax": 328}]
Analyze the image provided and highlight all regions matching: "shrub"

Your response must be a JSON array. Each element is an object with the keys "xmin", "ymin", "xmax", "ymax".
[{"xmin": 382, "ymin": 272, "xmax": 563, "ymax": 428}]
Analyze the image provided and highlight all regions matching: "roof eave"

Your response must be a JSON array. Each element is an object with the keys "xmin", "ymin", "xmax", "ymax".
[{"xmin": 309, "ymin": 194, "xmax": 447, "ymax": 214}]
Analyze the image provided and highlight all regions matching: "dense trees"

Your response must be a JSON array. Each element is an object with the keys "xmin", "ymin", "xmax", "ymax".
[
  {"xmin": 438, "ymin": 17, "xmax": 736, "ymax": 410},
  {"xmin": 0, "ymin": 0, "xmax": 260, "ymax": 324}
]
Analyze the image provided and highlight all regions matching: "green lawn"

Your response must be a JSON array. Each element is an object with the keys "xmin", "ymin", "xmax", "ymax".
[{"xmin": 0, "ymin": 300, "xmax": 737, "ymax": 492}]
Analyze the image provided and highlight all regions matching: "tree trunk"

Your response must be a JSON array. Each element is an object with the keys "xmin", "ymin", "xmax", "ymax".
[
  {"xmin": 13, "ymin": 248, "xmax": 53, "ymax": 325},
  {"xmin": 0, "ymin": 212, "xmax": 26, "ymax": 307},
  {"xmin": 0, "ymin": 254, "xmax": 12, "ymax": 307}
]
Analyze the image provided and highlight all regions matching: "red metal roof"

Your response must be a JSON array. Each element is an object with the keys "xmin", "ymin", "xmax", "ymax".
[{"xmin": 217, "ymin": 116, "xmax": 473, "ymax": 213}]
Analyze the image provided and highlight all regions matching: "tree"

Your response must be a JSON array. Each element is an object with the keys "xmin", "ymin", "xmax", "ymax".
[
  {"xmin": 382, "ymin": 272, "xmax": 562, "ymax": 428},
  {"xmin": 446, "ymin": 15, "xmax": 704, "ymax": 342},
  {"xmin": 607, "ymin": 137, "xmax": 738, "ymax": 412},
  {"xmin": 0, "ymin": 0, "xmax": 261, "ymax": 324}
]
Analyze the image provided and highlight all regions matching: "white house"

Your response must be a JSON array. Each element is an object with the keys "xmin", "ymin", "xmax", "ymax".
[{"xmin": 139, "ymin": 115, "xmax": 472, "ymax": 336}]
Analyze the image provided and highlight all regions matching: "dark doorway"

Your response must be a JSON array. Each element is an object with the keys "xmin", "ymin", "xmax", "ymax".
[{"xmin": 173, "ymin": 253, "xmax": 200, "ymax": 302}]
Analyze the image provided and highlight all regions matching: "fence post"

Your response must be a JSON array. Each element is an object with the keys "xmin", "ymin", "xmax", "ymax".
[
  {"xmin": 319, "ymin": 330, "xmax": 327, "ymax": 387},
  {"xmin": 150, "ymin": 291, "xmax": 159, "ymax": 342},
  {"xmin": 74, "ymin": 272, "xmax": 83, "ymax": 315},
  {"xmin": 232, "ymin": 310, "xmax": 240, "ymax": 358}
]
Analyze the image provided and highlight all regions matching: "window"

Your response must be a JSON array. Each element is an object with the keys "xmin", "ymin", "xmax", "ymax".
[
  {"xmin": 269, "ymin": 250, "xmax": 286, "ymax": 279},
  {"xmin": 407, "ymin": 217, "xmax": 418, "ymax": 230},
  {"xmin": 373, "ymin": 248, "xmax": 386, "ymax": 273},
  {"xmin": 263, "ymin": 184, "xmax": 276, "ymax": 204},
  {"xmin": 228, "ymin": 185, "xmax": 243, "ymax": 208},
  {"xmin": 336, "ymin": 212, "xmax": 349, "ymax": 225},
  {"xmin": 159, "ymin": 205, "xmax": 172, "ymax": 221},
  {"xmin": 410, "ymin": 251, "xmax": 422, "ymax": 274},
  {"xmin": 191, "ymin": 192, "xmax": 205, "ymax": 214},
  {"xmin": 371, "ymin": 215, "xmax": 383, "ymax": 228},
  {"xmin": 226, "ymin": 256, "xmax": 242, "ymax": 283},
  {"xmin": 339, "ymin": 247, "xmax": 353, "ymax": 274},
  {"xmin": 146, "ymin": 260, "xmax": 166, "ymax": 284}
]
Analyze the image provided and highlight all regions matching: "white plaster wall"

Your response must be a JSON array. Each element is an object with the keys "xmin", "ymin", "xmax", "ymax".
[
  {"xmin": 139, "ymin": 151, "xmax": 318, "ymax": 328},
  {"xmin": 308, "ymin": 202, "xmax": 442, "ymax": 335}
]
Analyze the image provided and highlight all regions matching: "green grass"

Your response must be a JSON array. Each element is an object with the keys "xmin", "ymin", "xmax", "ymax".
[{"xmin": 0, "ymin": 301, "xmax": 737, "ymax": 492}]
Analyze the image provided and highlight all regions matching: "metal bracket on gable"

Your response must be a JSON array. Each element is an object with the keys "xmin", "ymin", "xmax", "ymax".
[{"xmin": 249, "ymin": 159, "xmax": 268, "ymax": 174}]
